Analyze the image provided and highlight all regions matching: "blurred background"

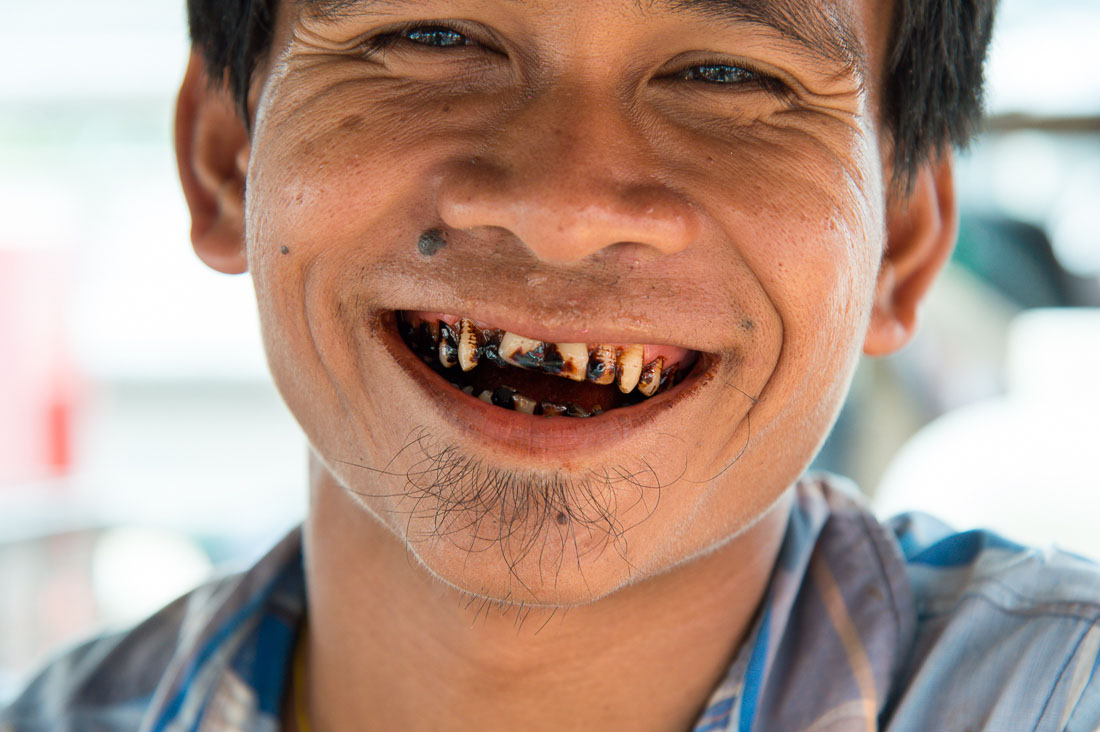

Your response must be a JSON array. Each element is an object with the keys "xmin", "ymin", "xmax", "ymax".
[{"xmin": 1, "ymin": 0, "xmax": 1098, "ymax": 702}]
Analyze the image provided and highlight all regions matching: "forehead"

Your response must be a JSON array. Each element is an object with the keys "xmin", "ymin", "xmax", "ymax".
[{"xmin": 299, "ymin": 0, "xmax": 872, "ymax": 76}]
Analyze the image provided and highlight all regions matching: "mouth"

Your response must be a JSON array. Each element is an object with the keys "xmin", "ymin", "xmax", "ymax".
[{"xmin": 394, "ymin": 311, "xmax": 702, "ymax": 418}]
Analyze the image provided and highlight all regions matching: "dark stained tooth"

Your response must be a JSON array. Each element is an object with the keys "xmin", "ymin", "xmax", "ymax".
[
  {"xmin": 480, "ymin": 329, "xmax": 506, "ymax": 367},
  {"xmin": 513, "ymin": 394, "xmax": 537, "ymax": 414},
  {"xmin": 457, "ymin": 318, "xmax": 480, "ymax": 372},
  {"xmin": 565, "ymin": 403, "xmax": 590, "ymax": 418},
  {"xmin": 555, "ymin": 343, "xmax": 589, "ymax": 381},
  {"xmin": 541, "ymin": 343, "xmax": 565, "ymax": 375},
  {"xmin": 478, "ymin": 390, "xmax": 494, "ymax": 404},
  {"xmin": 637, "ymin": 356, "xmax": 665, "ymax": 397},
  {"xmin": 462, "ymin": 385, "xmax": 475, "ymax": 395},
  {"xmin": 499, "ymin": 332, "xmax": 545, "ymax": 369},
  {"xmin": 658, "ymin": 363, "xmax": 679, "ymax": 392},
  {"xmin": 586, "ymin": 345, "xmax": 617, "ymax": 385},
  {"xmin": 438, "ymin": 320, "xmax": 458, "ymax": 368},
  {"xmin": 491, "ymin": 386, "xmax": 517, "ymax": 409},
  {"xmin": 540, "ymin": 402, "xmax": 568, "ymax": 417}
]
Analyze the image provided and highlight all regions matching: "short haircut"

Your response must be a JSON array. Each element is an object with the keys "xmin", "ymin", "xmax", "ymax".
[{"xmin": 187, "ymin": 0, "xmax": 996, "ymax": 192}]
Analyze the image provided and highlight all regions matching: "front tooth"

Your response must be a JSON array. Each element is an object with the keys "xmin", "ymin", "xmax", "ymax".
[
  {"xmin": 616, "ymin": 344, "xmax": 644, "ymax": 393},
  {"xmin": 499, "ymin": 331, "xmax": 545, "ymax": 369},
  {"xmin": 457, "ymin": 318, "xmax": 479, "ymax": 372},
  {"xmin": 438, "ymin": 321, "xmax": 458, "ymax": 368},
  {"xmin": 554, "ymin": 343, "xmax": 589, "ymax": 381},
  {"xmin": 586, "ymin": 345, "xmax": 617, "ymax": 385}
]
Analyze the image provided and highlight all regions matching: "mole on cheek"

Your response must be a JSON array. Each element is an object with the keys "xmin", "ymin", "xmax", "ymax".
[
  {"xmin": 418, "ymin": 229, "xmax": 447, "ymax": 257},
  {"xmin": 280, "ymin": 246, "xmax": 290, "ymax": 255},
  {"xmin": 741, "ymin": 318, "xmax": 755, "ymax": 331}
]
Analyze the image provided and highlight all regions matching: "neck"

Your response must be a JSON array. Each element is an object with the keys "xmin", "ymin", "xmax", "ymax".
[{"xmin": 301, "ymin": 460, "xmax": 790, "ymax": 732}]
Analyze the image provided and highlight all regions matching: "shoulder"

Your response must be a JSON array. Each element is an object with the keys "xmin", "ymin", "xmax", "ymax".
[{"xmin": 884, "ymin": 512, "xmax": 1100, "ymax": 731}]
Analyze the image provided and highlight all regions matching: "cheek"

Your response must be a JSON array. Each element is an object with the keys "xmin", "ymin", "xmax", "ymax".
[{"xmin": 693, "ymin": 119, "xmax": 885, "ymax": 342}]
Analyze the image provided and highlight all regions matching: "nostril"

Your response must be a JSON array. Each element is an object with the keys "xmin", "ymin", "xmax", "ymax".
[{"xmin": 437, "ymin": 167, "xmax": 699, "ymax": 263}]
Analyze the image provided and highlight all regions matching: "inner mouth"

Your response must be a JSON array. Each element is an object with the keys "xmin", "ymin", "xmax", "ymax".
[{"xmin": 396, "ymin": 311, "xmax": 699, "ymax": 418}]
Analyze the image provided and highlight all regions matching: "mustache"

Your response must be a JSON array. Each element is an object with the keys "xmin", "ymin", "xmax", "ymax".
[{"xmin": 334, "ymin": 426, "xmax": 679, "ymax": 594}]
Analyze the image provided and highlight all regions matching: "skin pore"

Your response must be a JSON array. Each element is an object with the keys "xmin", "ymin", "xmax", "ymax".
[{"xmin": 176, "ymin": 0, "xmax": 957, "ymax": 729}]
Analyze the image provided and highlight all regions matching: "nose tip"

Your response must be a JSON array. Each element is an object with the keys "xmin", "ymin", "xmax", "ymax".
[{"xmin": 438, "ymin": 162, "xmax": 698, "ymax": 262}]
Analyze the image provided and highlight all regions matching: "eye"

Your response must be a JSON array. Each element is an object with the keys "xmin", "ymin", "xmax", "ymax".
[
  {"xmin": 404, "ymin": 26, "xmax": 473, "ymax": 48},
  {"xmin": 672, "ymin": 61, "xmax": 792, "ymax": 101},
  {"xmin": 362, "ymin": 23, "xmax": 482, "ymax": 58},
  {"xmin": 679, "ymin": 64, "xmax": 759, "ymax": 85}
]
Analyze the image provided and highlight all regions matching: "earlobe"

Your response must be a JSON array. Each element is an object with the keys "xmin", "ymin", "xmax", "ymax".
[
  {"xmin": 175, "ymin": 51, "xmax": 250, "ymax": 275},
  {"xmin": 863, "ymin": 154, "xmax": 958, "ymax": 356}
]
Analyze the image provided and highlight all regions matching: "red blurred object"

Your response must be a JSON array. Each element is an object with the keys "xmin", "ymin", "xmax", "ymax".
[{"xmin": 0, "ymin": 247, "xmax": 78, "ymax": 487}]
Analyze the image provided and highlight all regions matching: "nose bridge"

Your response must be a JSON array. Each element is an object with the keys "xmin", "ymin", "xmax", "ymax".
[{"xmin": 436, "ymin": 81, "xmax": 699, "ymax": 263}]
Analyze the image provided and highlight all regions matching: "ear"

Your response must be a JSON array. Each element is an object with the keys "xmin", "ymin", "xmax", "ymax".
[
  {"xmin": 863, "ymin": 154, "xmax": 958, "ymax": 356},
  {"xmin": 175, "ymin": 51, "xmax": 250, "ymax": 274}
]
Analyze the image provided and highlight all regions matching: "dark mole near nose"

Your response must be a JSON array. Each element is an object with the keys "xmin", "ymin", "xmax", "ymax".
[
  {"xmin": 741, "ymin": 318, "xmax": 755, "ymax": 331},
  {"xmin": 280, "ymin": 246, "xmax": 290, "ymax": 255},
  {"xmin": 418, "ymin": 229, "xmax": 447, "ymax": 257}
]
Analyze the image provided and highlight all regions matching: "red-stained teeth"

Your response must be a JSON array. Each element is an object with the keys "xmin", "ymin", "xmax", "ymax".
[
  {"xmin": 616, "ymin": 344, "xmax": 644, "ymax": 393},
  {"xmin": 637, "ymin": 356, "xmax": 664, "ymax": 397},
  {"xmin": 457, "ymin": 318, "xmax": 479, "ymax": 372}
]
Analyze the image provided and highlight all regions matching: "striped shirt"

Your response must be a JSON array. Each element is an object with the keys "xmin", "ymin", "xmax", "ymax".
[{"xmin": 4, "ymin": 475, "xmax": 1100, "ymax": 731}]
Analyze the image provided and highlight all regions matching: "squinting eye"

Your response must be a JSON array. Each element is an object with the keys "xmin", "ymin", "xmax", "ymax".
[
  {"xmin": 404, "ymin": 26, "xmax": 472, "ymax": 48},
  {"xmin": 680, "ymin": 64, "xmax": 758, "ymax": 84}
]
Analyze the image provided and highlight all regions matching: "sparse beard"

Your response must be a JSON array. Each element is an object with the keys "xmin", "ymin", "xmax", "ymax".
[{"xmin": 335, "ymin": 426, "xmax": 672, "ymax": 605}]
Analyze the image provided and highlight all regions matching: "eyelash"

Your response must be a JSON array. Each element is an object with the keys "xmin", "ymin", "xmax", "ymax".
[{"xmin": 360, "ymin": 23, "xmax": 791, "ymax": 99}]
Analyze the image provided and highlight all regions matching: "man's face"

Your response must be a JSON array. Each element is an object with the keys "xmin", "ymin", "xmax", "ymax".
[{"xmin": 244, "ymin": 0, "xmax": 891, "ymax": 603}]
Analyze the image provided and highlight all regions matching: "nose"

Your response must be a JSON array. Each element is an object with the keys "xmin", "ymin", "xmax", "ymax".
[{"xmin": 436, "ymin": 88, "xmax": 699, "ymax": 263}]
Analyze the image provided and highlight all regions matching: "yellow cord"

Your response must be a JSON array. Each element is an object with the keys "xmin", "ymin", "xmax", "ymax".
[{"xmin": 293, "ymin": 631, "xmax": 312, "ymax": 732}]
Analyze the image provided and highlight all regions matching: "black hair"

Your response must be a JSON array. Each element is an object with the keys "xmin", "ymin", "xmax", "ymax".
[{"xmin": 187, "ymin": 0, "xmax": 997, "ymax": 192}]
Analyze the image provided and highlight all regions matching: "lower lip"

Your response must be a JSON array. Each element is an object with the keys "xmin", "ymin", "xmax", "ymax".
[{"xmin": 376, "ymin": 311, "xmax": 716, "ymax": 458}]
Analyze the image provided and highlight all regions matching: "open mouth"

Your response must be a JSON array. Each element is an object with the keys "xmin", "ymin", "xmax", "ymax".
[{"xmin": 396, "ymin": 311, "xmax": 700, "ymax": 418}]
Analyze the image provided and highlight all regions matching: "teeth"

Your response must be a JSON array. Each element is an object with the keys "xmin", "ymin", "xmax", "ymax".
[
  {"xmin": 498, "ymin": 332, "xmax": 545, "ymax": 369},
  {"xmin": 438, "ymin": 321, "xmax": 458, "ymax": 368},
  {"xmin": 540, "ymin": 402, "xmax": 568, "ymax": 418},
  {"xmin": 637, "ymin": 357, "xmax": 664, "ymax": 397},
  {"xmin": 457, "ymin": 318, "xmax": 479, "ymax": 372},
  {"xmin": 616, "ymin": 344, "xmax": 644, "ymax": 393},
  {"xmin": 586, "ymin": 345, "xmax": 617, "ymax": 385},
  {"xmin": 552, "ymin": 343, "xmax": 588, "ymax": 381},
  {"xmin": 490, "ymin": 386, "xmax": 517, "ymax": 409},
  {"xmin": 513, "ymin": 394, "xmax": 537, "ymax": 414},
  {"xmin": 478, "ymin": 390, "xmax": 494, "ymax": 404},
  {"xmin": 461, "ymin": 385, "xmax": 475, "ymax": 395}
]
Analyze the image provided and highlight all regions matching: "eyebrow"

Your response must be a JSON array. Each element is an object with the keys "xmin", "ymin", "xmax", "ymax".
[
  {"xmin": 301, "ymin": 0, "xmax": 867, "ymax": 74},
  {"xmin": 664, "ymin": 0, "xmax": 866, "ymax": 73}
]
